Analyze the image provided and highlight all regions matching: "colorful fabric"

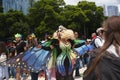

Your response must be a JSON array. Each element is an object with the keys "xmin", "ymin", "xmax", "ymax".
[
  {"xmin": 56, "ymin": 42, "xmax": 76, "ymax": 76},
  {"xmin": 74, "ymin": 39, "xmax": 85, "ymax": 45},
  {"xmin": 22, "ymin": 47, "xmax": 51, "ymax": 72},
  {"xmin": 74, "ymin": 44, "xmax": 93, "ymax": 55}
]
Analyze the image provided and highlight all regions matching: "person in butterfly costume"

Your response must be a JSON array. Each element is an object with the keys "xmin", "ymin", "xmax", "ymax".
[
  {"xmin": 36, "ymin": 25, "xmax": 86, "ymax": 80},
  {"xmin": 5, "ymin": 26, "xmax": 85, "ymax": 80}
]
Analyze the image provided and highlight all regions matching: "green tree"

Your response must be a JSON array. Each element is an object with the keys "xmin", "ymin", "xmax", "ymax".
[
  {"xmin": 9, "ymin": 21, "xmax": 29, "ymax": 39},
  {"xmin": 4, "ymin": 10, "xmax": 29, "ymax": 39},
  {"xmin": 0, "ymin": 0, "xmax": 105, "ymax": 40},
  {"xmin": 0, "ymin": 6, "xmax": 3, "ymax": 13},
  {"xmin": 0, "ymin": 13, "xmax": 6, "ymax": 40},
  {"xmin": 77, "ymin": 1, "xmax": 105, "ymax": 38},
  {"xmin": 28, "ymin": 0, "xmax": 65, "ymax": 38},
  {"xmin": 62, "ymin": 5, "xmax": 88, "ymax": 35}
]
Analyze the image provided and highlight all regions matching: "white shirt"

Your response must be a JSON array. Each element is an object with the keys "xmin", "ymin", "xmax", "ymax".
[
  {"xmin": 107, "ymin": 45, "xmax": 120, "ymax": 57},
  {"xmin": 94, "ymin": 36, "xmax": 104, "ymax": 48}
]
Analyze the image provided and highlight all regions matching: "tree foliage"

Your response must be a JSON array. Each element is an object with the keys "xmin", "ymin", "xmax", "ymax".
[
  {"xmin": 77, "ymin": 1, "xmax": 104, "ymax": 38},
  {"xmin": 0, "ymin": 10, "xmax": 29, "ymax": 40},
  {"xmin": 0, "ymin": 0, "xmax": 105, "ymax": 40},
  {"xmin": 28, "ymin": 0, "xmax": 65, "ymax": 37}
]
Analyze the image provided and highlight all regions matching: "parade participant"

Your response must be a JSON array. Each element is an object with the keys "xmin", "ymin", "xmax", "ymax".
[
  {"xmin": 21, "ymin": 33, "xmax": 51, "ymax": 80},
  {"xmin": 26, "ymin": 33, "xmax": 38, "ymax": 49},
  {"xmin": 14, "ymin": 33, "xmax": 26, "ymax": 55},
  {"xmin": 6, "ymin": 33, "xmax": 39, "ymax": 80},
  {"xmin": 74, "ymin": 31, "xmax": 84, "ymax": 77},
  {"xmin": 26, "ymin": 33, "xmax": 40, "ymax": 80},
  {"xmin": 6, "ymin": 26, "xmax": 84, "ymax": 80},
  {"xmin": 14, "ymin": 33, "xmax": 26, "ymax": 80},
  {"xmin": 7, "ymin": 40, "xmax": 16, "ymax": 78},
  {"xmin": 10, "ymin": 33, "xmax": 52, "ymax": 80},
  {"xmin": 83, "ymin": 16, "xmax": 120, "ymax": 80},
  {"xmin": 39, "ymin": 25, "xmax": 77, "ymax": 80},
  {"xmin": 0, "ymin": 41, "xmax": 9, "ymax": 80}
]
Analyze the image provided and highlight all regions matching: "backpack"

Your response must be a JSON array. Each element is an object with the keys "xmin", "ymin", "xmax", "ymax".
[{"xmin": 90, "ymin": 36, "xmax": 102, "ymax": 48}]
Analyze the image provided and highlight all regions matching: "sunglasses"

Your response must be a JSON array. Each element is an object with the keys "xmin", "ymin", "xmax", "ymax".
[{"xmin": 100, "ymin": 29, "xmax": 107, "ymax": 33}]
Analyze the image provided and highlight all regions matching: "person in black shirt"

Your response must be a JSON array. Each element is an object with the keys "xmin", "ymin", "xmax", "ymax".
[{"xmin": 14, "ymin": 33, "xmax": 26, "ymax": 80}]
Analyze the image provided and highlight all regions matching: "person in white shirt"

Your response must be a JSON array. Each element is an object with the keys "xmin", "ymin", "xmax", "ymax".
[
  {"xmin": 94, "ymin": 27, "xmax": 104, "ymax": 48},
  {"xmin": 0, "ymin": 41, "xmax": 9, "ymax": 80}
]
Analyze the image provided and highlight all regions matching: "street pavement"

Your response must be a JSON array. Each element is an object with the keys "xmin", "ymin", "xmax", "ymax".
[{"xmin": 9, "ymin": 67, "xmax": 86, "ymax": 80}]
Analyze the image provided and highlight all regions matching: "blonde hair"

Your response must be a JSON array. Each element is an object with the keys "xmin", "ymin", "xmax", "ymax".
[
  {"xmin": 52, "ymin": 31, "xmax": 58, "ymax": 39},
  {"xmin": 61, "ymin": 29, "xmax": 75, "ymax": 40},
  {"xmin": 52, "ymin": 29, "xmax": 75, "ymax": 40}
]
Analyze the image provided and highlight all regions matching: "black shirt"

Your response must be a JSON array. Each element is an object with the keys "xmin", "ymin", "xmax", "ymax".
[{"xmin": 16, "ymin": 41, "xmax": 26, "ymax": 54}]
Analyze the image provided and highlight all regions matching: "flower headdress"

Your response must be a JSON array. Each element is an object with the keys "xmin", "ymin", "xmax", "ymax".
[
  {"xmin": 14, "ymin": 33, "xmax": 22, "ymax": 38},
  {"xmin": 28, "ymin": 33, "xmax": 36, "ymax": 40}
]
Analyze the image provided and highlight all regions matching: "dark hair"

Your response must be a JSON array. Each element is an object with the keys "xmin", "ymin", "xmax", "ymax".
[
  {"xmin": 0, "ymin": 41, "xmax": 7, "ymax": 54},
  {"xmin": 84, "ymin": 16, "xmax": 120, "ymax": 76}
]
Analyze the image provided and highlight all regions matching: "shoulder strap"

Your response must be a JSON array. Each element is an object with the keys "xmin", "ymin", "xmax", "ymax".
[
  {"xmin": 90, "ymin": 38, "xmax": 97, "ymax": 48},
  {"xmin": 96, "ymin": 36, "xmax": 102, "ymax": 42}
]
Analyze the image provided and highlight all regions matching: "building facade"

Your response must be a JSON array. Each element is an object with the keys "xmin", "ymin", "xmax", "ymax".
[
  {"xmin": 2, "ymin": 0, "xmax": 38, "ymax": 14},
  {"xmin": 103, "ymin": 4, "xmax": 119, "ymax": 16},
  {"xmin": 80, "ymin": 0, "xmax": 120, "ymax": 17}
]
